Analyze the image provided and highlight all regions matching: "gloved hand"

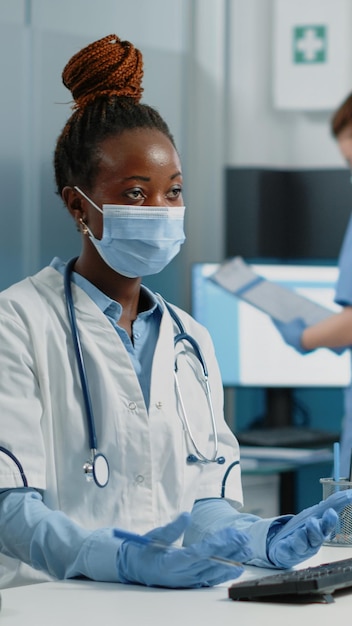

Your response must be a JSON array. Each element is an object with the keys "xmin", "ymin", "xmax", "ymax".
[
  {"xmin": 272, "ymin": 317, "xmax": 308, "ymax": 354},
  {"xmin": 116, "ymin": 512, "xmax": 252, "ymax": 588},
  {"xmin": 273, "ymin": 317, "xmax": 348, "ymax": 356},
  {"xmin": 267, "ymin": 490, "xmax": 352, "ymax": 568}
]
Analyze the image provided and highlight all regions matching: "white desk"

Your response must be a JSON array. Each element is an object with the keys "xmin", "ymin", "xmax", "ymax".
[{"xmin": 1, "ymin": 546, "xmax": 351, "ymax": 625}]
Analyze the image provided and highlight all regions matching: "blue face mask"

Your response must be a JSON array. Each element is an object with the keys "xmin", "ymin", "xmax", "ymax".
[{"xmin": 74, "ymin": 187, "xmax": 186, "ymax": 278}]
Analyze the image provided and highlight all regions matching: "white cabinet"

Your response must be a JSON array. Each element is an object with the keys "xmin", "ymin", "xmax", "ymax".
[{"xmin": 241, "ymin": 473, "xmax": 280, "ymax": 518}]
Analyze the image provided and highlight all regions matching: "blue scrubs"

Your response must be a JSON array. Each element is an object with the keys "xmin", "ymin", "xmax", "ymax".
[{"xmin": 334, "ymin": 213, "xmax": 352, "ymax": 477}]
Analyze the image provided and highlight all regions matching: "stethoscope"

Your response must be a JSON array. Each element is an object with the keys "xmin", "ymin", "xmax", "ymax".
[
  {"xmin": 161, "ymin": 299, "xmax": 225, "ymax": 467},
  {"xmin": 64, "ymin": 257, "xmax": 225, "ymax": 488}
]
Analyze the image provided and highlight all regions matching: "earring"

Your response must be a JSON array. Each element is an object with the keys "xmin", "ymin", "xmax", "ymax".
[{"xmin": 79, "ymin": 217, "xmax": 89, "ymax": 235}]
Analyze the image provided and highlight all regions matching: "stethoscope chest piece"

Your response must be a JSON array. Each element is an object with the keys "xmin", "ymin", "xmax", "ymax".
[{"xmin": 83, "ymin": 453, "xmax": 110, "ymax": 488}]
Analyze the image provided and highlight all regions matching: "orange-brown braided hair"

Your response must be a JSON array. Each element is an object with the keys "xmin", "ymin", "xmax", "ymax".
[
  {"xmin": 63, "ymin": 34, "xmax": 144, "ymax": 109},
  {"xmin": 54, "ymin": 34, "xmax": 175, "ymax": 195}
]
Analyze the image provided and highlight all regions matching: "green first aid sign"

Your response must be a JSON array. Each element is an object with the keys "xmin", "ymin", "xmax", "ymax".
[{"xmin": 293, "ymin": 25, "xmax": 327, "ymax": 64}]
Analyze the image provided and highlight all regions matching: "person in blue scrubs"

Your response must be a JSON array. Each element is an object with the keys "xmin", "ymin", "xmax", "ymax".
[
  {"xmin": 332, "ymin": 93, "xmax": 352, "ymax": 478},
  {"xmin": 275, "ymin": 93, "xmax": 352, "ymax": 477}
]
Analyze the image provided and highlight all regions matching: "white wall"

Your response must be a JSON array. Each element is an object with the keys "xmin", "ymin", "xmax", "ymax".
[
  {"xmin": 0, "ymin": 0, "xmax": 189, "ymax": 305},
  {"xmin": 225, "ymin": 0, "xmax": 352, "ymax": 168}
]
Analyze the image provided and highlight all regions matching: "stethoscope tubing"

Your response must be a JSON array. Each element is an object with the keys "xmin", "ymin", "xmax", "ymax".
[
  {"xmin": 64, "ymin": 257, "xmax": 98, "ymax": 452},
  {"xmin": 161, "ymin": 298, "xmax": 223, "ymax": 465}
]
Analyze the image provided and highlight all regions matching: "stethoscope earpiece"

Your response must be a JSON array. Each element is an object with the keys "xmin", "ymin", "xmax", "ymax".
[
  {"xmin": 186, "ymin": 454, "xmax": 199, "ymax": 464},
  {"xmin": 187, "ymin": 454, "xmax": 226, "ymax": 465}
]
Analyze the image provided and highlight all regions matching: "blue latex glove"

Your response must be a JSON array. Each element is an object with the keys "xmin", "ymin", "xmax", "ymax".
[
  {"xmin": 273, "ymin": 317, "xmax": 348, "ymax": 356},
  {"xmin": 116, "ymin": 512, "xmax": 252, "ymax": 588},
  {"xmin": 267, "ymin": 490, "xmax": 352, "ymax": 568},
  {"xmin": 273, "ymin": 317, "xmax": 308, "ymax": 354}
]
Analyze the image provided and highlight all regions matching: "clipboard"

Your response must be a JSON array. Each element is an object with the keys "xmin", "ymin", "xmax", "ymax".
[{"xmin": 209, "ymin": 256, "xmax": 336, "ymax": 325}]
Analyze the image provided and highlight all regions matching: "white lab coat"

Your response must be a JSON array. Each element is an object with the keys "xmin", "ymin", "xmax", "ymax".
[{"xmin": 0, "ymin": 266, "xmax": 242, "ymax": 585}]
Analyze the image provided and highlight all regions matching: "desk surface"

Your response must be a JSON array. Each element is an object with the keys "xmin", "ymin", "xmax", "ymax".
[{"xmin": 1, "ymin": 546, "xmax": 352, "ymax": 625}]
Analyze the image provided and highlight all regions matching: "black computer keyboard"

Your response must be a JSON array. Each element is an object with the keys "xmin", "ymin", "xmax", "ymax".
[{"xmin": 228, "ymin": 557, "xmax": 352, "ymax": 603}]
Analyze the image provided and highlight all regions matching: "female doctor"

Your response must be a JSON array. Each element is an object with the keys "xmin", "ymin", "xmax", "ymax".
[{"xmin": 0, "ymin": 34, "xmax": 350, "ymax": 590}]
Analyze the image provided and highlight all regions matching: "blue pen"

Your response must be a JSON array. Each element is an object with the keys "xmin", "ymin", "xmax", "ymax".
[
  {"xmin": 333, "ymin": 442, "xmax": 340, "ymax": 483},
  {"xmin": 113, "ymin": 528, "xmax": 243, "ymax": 568}
]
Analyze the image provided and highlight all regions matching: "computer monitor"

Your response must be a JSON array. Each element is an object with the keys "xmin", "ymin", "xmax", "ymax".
[
  {"xmin": 192, "ymin": 262, "xmax": 351, "ymax": 444},
  {"xmin": 225, "ymin": 167, "xmax": 352, "ymax": 261},
  {"xmin": 192, "ymin": 262, "xmax": 350, "ymax": 387}
]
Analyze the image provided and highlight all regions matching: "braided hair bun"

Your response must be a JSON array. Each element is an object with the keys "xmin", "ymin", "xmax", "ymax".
[
  {"xmin": 55, "ymin": 34, "xmax": 175, "ymax": 194},
  {"xmin": 62, "ymin": 34, "xmax": 144, "ymax": 109}
]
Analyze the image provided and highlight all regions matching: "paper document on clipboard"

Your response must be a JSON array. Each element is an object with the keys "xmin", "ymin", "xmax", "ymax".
[{"xmin": 209, "ymin": 257, "xmax": 335, "ymax": 324}]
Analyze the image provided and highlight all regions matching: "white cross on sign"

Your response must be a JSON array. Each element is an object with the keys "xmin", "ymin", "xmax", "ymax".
[
  {"xmin": 293, "ymin": 25, "xmax": 327, "ymax": 64},
  {"xmin": 296, "ymin": 28, "xmax": 323, "ymax": 61}
]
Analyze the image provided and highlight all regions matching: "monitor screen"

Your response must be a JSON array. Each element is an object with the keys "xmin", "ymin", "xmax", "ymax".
[
  {"xmin": 225, "ymin": 167, "xmax": 352, "ymax": 261},
  {"xmin": 192, "ymin": 262, "xmax": 351, "ymax": 388}
]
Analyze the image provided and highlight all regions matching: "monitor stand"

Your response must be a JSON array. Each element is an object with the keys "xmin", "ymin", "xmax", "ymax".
[{"xmin": 237, "ymin": 388, "xmax": 338, "ymax": 448}]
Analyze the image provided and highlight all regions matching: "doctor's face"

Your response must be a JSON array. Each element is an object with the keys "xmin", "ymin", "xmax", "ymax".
[{"xmin": 81, "ymin": 128, "xmax": 184, "ymax": 239}]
